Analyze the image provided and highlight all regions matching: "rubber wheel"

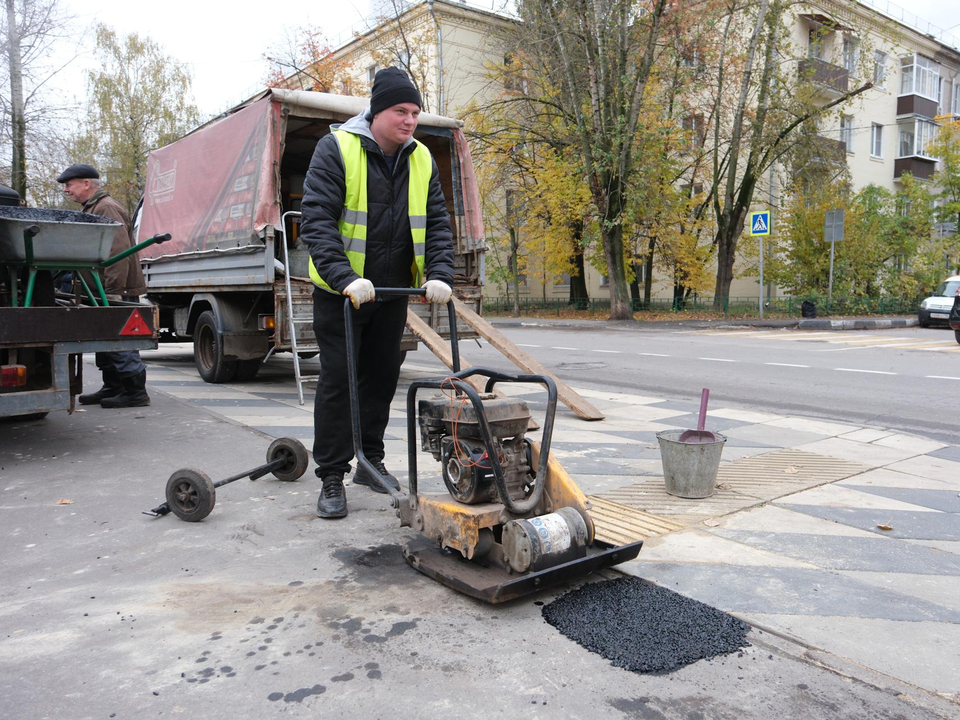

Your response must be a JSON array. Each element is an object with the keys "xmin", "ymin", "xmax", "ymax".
[
  {"xmin": 194, "ymin": 311, "xmax": 237, "ymax": 383},
  {"xmin": 234, "ymin": 357, "xmax": 262, "ymax": 381},
  {"xmin": 918, "ymin": 315, "xmax": 929, "ymax": 328},
  {"xmin": 267, "ymin": 437, "xmax": 309, "ymax": 481},
  {"xmin": 165, "ymin": 469, "xmax": 216, "ymax": 522},
  {"xmin": 955, "ymin": 329, "xmax": 960, "ymax": 345}
]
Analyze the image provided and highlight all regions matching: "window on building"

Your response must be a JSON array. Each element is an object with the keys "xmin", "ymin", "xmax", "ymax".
[
  {"xmin": 842, "ymin": 37, "xmax": 857, "ymax": 73},
  {"xmin": 954, "ymin": 80, "xmax": 960, "ymax": 116},
  {"xmin": 367, "ymin": 65, "xmax": 378, "ymax": 86},
  {"xmin": 396, "ymin": 49, "xmax": 411, "ymax": 70},
  {"xmin": 871, "ymin": 123, "xmax": 883, "ymax": 158},
  {"xmin": 554, "ymin": 273, "xmax": 571, "ymax": 287},
  {"xmin": 808, "ymin": 26, "xmax": 824, "ymax": 59},
  {"xmin": 507, "ymin": 252, "xmax": 527, "ymax": 287},
  {"xmin": 682, "ymin": 113, "xmax": 705, "ymax": 149},
  {"xmin": 898, "ymin": 118, "xmax": 938, "ymax": 158},
  {"xmin": 839, "ymin": 115, "xmax": 853, "ymax": 152},
  {"xmin": 600, "ymin": 274, "xmax": 609, "ymax": 287},
  {"xmin": 873, "ymin": 51, "xmax": 887, "ymax": 88},
  {"xmin": 900, "ymin": 54, "xmax": 940, "ymax": 100}
]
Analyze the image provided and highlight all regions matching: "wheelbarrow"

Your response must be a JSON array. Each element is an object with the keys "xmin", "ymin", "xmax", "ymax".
[{"xmin": 0, "ymin": 206, "xmax": 170, "ymax": 308}]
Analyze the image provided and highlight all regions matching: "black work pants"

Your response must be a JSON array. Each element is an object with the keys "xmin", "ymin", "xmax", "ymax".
[
  {"xmin": 95, "ymin": 296, "xmax": 146, "ymax": 378},
  {"xmin": 312, "ymin": 289, "xmax": 408, "ymax": 477}
]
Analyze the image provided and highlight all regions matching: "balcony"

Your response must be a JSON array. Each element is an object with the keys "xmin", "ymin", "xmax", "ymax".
[
  {"xmin": 897, "ymin": 94, "xmax": 938, "ymax": 118},
  {"xmin": 799, "ymin": 57, "xmax": 849, "ymax": 95},
  {"xmin": 894, "ymin": 157, "xmax": 936, "ymax": 180}
]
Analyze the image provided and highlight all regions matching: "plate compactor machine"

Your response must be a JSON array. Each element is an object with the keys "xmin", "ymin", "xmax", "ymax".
[{"xmin": 345, "ymin": 290, "xmax": 643, "ymax": 603}]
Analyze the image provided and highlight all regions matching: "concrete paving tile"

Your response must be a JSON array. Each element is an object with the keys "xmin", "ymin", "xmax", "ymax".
[
  {"xmin": 718, "ymin": 505, "xmax": 879, "ymax": 538},
  {"xmin": 928, "ymin": 445, "xmax": 960, "ymax": 463},
  {"xmin": 549, "ymin": 429, "xmax": 637, "ymax": 445},
  {"xmin": 619, "ymin": 563, "xmax": 960, "ymax": 622},
  {"xmin": 851, "ymin": 486, "xmax": 960, "ymax": 513},
  {"xmin": 837, "ymin": 428, "xmax": 895, "ymax": 443},
  {"xmin": 792, "ymin": 438, "xmax": 920, "ymax": 467},
  {"xmin": 598, "ymin": 419, "xmax": 685, "ymax": 433},
  {"xmin": 764, "ymin": 417, "xmax": 862, "ymax": 436},
  {"xmin": 719, "ymin": 446, "xmax": 782, "ymax": 461},
  {"xmin": 147, "ymin": 379, "xmax": 207, "ymax": 386},
  {"xmin": 902, "ymin": 539, "xmax": 960, "ymax": 556},
  {"xmin": 738, "ymin": 614, "xmax": 960, "ymax": 694},
  {"xmin": 637, "ymin": 529, "xmax": 817, "ymax": 568},
  {"xmin": 664, "ymin": 413, "xmax": 750, "ymax": 433},
  {"xmin": 706, "ymin": 408, "xmax": 785, "ymax": 423},
  {"xmin": 779, "ymin": 504, "xmax": 960, "ymax": 541},
  {"xmin": 603, "ymin": 405, "xmax": 692, "ymax": 422},
  {"xmin": 837, "ymin": 467, "xmax": 958, "ymax": 491},
  {"xmin": 189, "ymin": 398, "xmax": 283, "ymax": 407},
  {"xmin": 839, "ymin": 571, "xmax": 960, "ymax": 613},
  {"xmin": 712, "ymin": 530, "xmax": 960, "ymax": 575},
  {"xmin": 775, "ymin": 484, "xmax": 939, "ymax": 512},
  {"xmin": 575, "ymin": 388, "xmax": 666, "ymax": 405},
  {"xmin": 721, "ymin": 424, "xmax": 828, "ymax": 448},
  {"xmin": 884, "ymin": 455, "xmax": 960, "ymax": 488},
  {"xmin": 871, "ymin": 433, "xmax": 947, "ymax": 456},
  {"xmin": 250, "ymin": 425, "xmax": 316, "ymax": 439},
  {"xmin": 551, "ymin": 443, "xmax": 663, "ymax": 461}
]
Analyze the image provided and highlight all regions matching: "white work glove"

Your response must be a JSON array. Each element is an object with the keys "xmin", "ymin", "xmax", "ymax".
[
  {"xmin": 423, "ymin": 279, "xmax": 452, "ymax": 304},
  {"xmin": 343, "ymin": 278, "xmax": 375, "ymax": 309}
]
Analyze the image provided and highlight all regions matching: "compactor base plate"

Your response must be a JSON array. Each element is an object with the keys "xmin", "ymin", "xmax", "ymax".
[{"xmin": 402, "ymin": 535, "xmax": 643, "ymax": 604}]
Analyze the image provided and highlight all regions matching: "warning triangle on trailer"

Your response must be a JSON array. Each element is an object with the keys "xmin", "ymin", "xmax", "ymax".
[{"xmin": 120, "ymin": 309, "xmax": 152, "ymax": 336}]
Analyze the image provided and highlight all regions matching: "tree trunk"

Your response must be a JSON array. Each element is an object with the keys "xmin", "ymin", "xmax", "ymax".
[
  {"xmin": 569, "ymin": 234, "xmax": 588, "ymax": 308},
  {"xmin": 603, "ymin": 201, "xmax": 632, "ymax": 319},
  {"xmin": 6, "ymin": 0, "xmax": 27, "ymax": 199},
  {"xmin": 643, "ymin": 237, "xmax": 655, "ymax": 306},
  {"xmin": 509, "ymin": 226, "xmax": 520, "ymax": 317}
]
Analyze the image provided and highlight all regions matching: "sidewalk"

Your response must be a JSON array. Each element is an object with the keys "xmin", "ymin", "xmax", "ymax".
[
  {"xmin": 488, "ymin": 314, "xmax": 919, "ymax": 331},
  {"xmin": 143, "ymin": 348, "xmax": 959, "ymax": 707}
]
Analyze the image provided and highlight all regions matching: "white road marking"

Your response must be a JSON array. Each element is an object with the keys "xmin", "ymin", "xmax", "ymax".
[
  {"xmin": 516, "ymin": 344, "xmax": 541, "ymax": 348},
  {"xmin": 927, "ymin": 375, "xmax": 960, "ymax": 380},
  {"xmin": 835, "ymin": 368, "xmax": 897, "ymax": 375},
  {"xmin": 638, "ymin": 352, "xmax": 671, "ymax": 357},
  {"xmin": 765, "ymin": 362, "xmax": 810, "ymax": 368},
  {"xmin": 699, "ymin": 357, "xmax": 737, "ymax": 362},
  {"xmin": 592, "ymin": 349, "xmax": 621, "ymax": 354},
  {"xmin": 551, "ymin": 346, "xmax": 579, "ymax": 350}
]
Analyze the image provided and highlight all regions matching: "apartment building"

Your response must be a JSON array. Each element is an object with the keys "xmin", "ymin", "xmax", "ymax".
[{"xmin": 317, "ymin": 0, "xmax": 960, "ymax": 303}]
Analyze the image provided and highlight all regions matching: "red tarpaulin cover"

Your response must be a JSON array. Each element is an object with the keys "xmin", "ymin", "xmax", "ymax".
[
  {"xmin": 139, "ymin": 97, "xmax": 281, "ymax": 258},
  {"xmin": 453, "ymin": 128, "xmax": 485, "ymax": 251}
]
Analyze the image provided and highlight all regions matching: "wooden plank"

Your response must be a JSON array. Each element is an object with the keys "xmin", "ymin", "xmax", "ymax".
[
  {"xmin": 451, "ymin": 297, "xmax": 605, "ymax": 421},
  {"xmin": 405, "ymin": 310, "xmax": 486, "ymax": 393},
  {"xmin": 405, "ymin": 309, "xmax": 540, "ymax": 430}
]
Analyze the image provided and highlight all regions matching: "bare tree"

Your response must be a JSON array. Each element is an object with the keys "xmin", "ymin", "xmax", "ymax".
[{"xmin": 1, "ymin": 0, "xmax": 75, "ymax": 199}]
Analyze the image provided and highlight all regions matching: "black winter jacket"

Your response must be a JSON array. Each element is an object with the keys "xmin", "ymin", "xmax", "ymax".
[{"xmin": 299, "ymin": 112, "xmax": 455, "ymax": 294}]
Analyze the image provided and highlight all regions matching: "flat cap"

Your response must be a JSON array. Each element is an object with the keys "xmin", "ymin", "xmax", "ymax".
[{"xmin": 56, "ymin": 164, "xmax": 100, "ymax": 183}]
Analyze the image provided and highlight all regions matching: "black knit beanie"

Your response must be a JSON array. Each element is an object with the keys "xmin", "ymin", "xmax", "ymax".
[{"xmin": 370, "ymin": 67, "xmax": 422, "ymax": 117}]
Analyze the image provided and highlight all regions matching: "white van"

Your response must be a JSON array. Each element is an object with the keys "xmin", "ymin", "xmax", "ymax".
[{"xmin": 918, "ymin": 275, "xmax": 960, "ymax": 327}]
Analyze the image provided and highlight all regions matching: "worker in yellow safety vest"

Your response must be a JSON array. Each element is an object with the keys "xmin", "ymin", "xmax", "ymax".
[{"xmin": 300, "ymin": 68, "xmax": 455, "ymax": 519}]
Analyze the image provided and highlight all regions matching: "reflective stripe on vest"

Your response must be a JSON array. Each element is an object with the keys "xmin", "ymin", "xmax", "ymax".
[{"xmin": 309, "ymin": 130, "xmax": 432, "ymax": 292}]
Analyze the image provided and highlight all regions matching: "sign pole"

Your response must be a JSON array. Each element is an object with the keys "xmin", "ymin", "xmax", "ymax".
[
  {"xmin": 759, "ymin": 236, "xmax": 764, "ymax": 319},
  {"xmin": 828, "ymin": 237, "xmax": 835, "ymax": 309}
]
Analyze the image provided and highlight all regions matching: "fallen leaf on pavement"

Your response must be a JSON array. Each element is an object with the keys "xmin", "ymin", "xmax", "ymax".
[
  {"xmin": 56, "ymin": 499, "xmax": 73, "ymax": 505},
  {"xmin": 784, "ymin": 466, "xmax": 799, "ymax": 474},
  {"xmin": 703, "ymin": 519, "xmax": 720, "ymax": 527},
  {"xmin": 877, "ymin": 524, "xmax": 893, "ymax": 531}
]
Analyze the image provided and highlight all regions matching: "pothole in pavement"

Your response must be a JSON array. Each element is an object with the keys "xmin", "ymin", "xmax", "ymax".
[{"xmin": 542, "ymin": 576, "xmax": 750, "ymax": 673}]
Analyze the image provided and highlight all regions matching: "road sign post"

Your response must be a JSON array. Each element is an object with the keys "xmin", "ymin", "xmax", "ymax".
[
  {"xmin": 824, "ymin": 209, "xmax": 845, "ymax": 311},
  {"xmin": 749, "ymin": 211, "xmax": 771, "ymax": 319}
]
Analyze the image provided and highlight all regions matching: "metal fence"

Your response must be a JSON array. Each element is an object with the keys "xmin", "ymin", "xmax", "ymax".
[{"xmin": 482, "ymin": 294, "xmax": 921, "ymax": 317}]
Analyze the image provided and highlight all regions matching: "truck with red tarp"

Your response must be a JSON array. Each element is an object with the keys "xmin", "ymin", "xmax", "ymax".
[{"xmin": 137, "ymin": 89, "xmax": 485, "ymax": 393}]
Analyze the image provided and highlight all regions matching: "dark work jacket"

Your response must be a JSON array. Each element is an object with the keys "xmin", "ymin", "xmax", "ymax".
[
  {"xmin": 82, "ymin": 190, "xmax": 147, "ymax": 296},
  {"xmin": 299, "ymin": 112, "xmax": 455, "ymax": 294}
]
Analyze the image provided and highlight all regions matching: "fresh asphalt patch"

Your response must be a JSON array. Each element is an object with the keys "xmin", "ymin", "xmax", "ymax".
[{"xmin": 542, "ymin": 576, "xmax": 750, "ymax": 673}]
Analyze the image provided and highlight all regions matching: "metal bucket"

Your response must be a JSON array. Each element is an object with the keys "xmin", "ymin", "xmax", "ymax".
[
  {"xmin": 656, "ymin": 429, "xmax": 726, "ymax": 499},
  {"xmin": 0, "ymin": 206, "xmax": 119, "ymax": 264}
]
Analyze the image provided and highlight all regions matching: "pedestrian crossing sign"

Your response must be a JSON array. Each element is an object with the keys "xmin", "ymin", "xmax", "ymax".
[{"xmin": 749, "ymin": 211, "xmax": 771, "ymax": 236}]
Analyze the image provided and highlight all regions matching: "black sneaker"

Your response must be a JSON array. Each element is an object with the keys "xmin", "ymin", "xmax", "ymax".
[
  {"xmin": 316, "ymin": 474, "xmax": 347, "ymax": 518},
  {"xmin": 353, "ymin": 460, "xmax": 401, "ymax": 494}
]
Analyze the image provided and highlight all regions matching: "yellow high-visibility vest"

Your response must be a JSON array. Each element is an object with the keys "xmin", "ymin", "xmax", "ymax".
[{"xmin": 309, "ymin": 129, "xmax": 431, "ymax": 292}]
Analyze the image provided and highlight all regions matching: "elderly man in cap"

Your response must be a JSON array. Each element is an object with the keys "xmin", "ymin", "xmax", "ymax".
[
  {"xmin": 58, "ymin": 163, "xmax": 150, "ymax": 408},
  {"xmin": 300, "ymin": 67, "xmax": 455, "ymax": 518}
]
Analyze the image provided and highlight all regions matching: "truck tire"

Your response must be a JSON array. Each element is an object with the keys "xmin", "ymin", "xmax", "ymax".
[
  {"xmin": 235, "ymin": 358, "xmax": 262, "ymax": 381},
  {"xmin": 194, "ymin": 311, "xmax": 237, "ymax": 383},
  {"xmin": 955, "ymin": 329, "xmax": 960, "ymax": 345}
]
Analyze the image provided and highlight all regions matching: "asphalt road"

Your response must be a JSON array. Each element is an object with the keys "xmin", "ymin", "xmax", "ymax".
[{"xmin": 445, "ymin": 323, "xmax": 960, "ymax": 444}]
